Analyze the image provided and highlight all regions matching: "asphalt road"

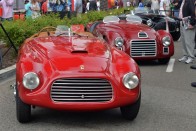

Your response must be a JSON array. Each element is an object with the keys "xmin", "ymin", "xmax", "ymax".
[{"xmin": 0, "ymin": 41, "xmax": 196, "ymax": 131}]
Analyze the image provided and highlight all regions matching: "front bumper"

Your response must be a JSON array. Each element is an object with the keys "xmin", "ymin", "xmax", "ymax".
[{"xmin": 18, "ymin": 75, "xmax": 140, "ymax": 111}]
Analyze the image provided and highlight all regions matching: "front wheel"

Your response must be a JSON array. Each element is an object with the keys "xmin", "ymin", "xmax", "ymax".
[
  {"xmin": 120, "ymin": 94, "xmax": 141, "ymax": 120},
  {"xmin": 158, "ymin": 58, "xmax": 170, "ymax": 64},
  {"xmin": 16, "ymin": 88, "xmax": 31, "ymax": 123}
]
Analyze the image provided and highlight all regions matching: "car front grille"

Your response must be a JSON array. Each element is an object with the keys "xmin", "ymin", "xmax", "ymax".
[
  {"xmin": 51, "ymin": 78, "xmax": 113, "ymax": 102},
  {"xmin": 130, "ymin": 40, "xmax": 156, "ymax": 57}
]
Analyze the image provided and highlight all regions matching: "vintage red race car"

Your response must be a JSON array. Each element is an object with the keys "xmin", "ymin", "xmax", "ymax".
[
  {"xmin": 86, "ymin": 15, "xmax": 174, "ymax": 64},
  {"xmin": 14, "ymin": 25, "xmax": 141, "ymax": 123}
]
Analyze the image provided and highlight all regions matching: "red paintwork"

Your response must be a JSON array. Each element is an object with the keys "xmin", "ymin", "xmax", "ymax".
[
  {"xmin": 16, "ymin": 34, "xmax": 141, "ymax": 111},
  {"xmin": 87, "ymin": 20, "xmax": 174, "ymax": 61}
]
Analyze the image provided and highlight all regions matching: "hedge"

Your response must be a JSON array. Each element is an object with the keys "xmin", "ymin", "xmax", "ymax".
[{"xmin": 0, "ymin": 7, "xmax": 132, "ymax": 49}]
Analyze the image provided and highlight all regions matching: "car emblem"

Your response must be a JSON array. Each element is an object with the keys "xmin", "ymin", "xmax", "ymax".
[
  {"xmin": 80, "ymin": 65, "xmax": 84, "ymax": 70},
  {"xmin": 81, "ymin": 95, "xmax": 85, "ymax": 99}
]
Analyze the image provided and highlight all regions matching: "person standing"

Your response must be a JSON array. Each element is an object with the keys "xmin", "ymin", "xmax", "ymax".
[
  {"xmin": 25, "ymin": 0, "xmax": 32, "ymax": 18},
  {"xmin": 0, "ymin": 0, "xmax": 14, "ymax": 21},
  {"xmin": 172, "ymin": 0, "xmax": 182, "ymax": 17},
  {"xmin": 75, "ymin": 0, "xmax": 82, "ymax": 15},
  {"xmin": 89, "ymin": 0, "xmax": 97, "ymax": 11},
  {"xmin": 160, "ymin": 0, "xmax": 171, "ymax": 16},
  {"xmin": 178, "ymin": 0, "xmax": 196, "ymax": 64},
  {"xmin": 151, "ymin": 0, "xmax": 160, "ymax": 13},
  {"xmin": 31, "ymin": 0, "xmax": 41, "ymax": 19}
]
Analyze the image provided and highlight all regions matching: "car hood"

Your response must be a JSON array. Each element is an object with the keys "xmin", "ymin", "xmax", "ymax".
[
  {"xmin": 105, "ymin": 21, "xmax": 154, "ymax": 32},
  {"xmin": 31, "ymin": 36, "xmax": 111, "ymax": 72},
  {"xmin": 104, "ymin": 22, "xmax": 157, "ymax": 39}
]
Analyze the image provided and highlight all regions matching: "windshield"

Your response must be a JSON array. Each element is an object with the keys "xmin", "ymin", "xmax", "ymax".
[
  {"xmin": 103, "ymin": 16, "xmax": 120, "ymax": 23},
  {"xmin": 133, "ymin": 7, "xmax": 149, "ymax": 14},
  {"xmin": 55, "ymin": 25, "xmax": 72, "ymax": 36},
  {"xmin": 126, "ymin": 14, "xmax": 142, "ymax": 23},
  {"xmin": 133, "ymin": 7, "xmax": 159, "ymax": 15}
]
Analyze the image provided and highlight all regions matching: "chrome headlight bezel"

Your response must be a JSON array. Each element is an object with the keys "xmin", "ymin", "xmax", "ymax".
[
  {"xmin": 162, "ymin": 36, "xmax": 171, "ymax": 46},
  {"xmin": 147, "ymin": 19, "xmax": 153, "ymax": 26},
  {"xmin": 123, "ymin": 72, "xmax": 139, "ymax": 90},
  {"xmin": 114, "ymin": 37, "xmax": 124, "ymax": 47},
  {"xmin": 23, "ymin": 72, "xmax": 40, "ymax": 90}
]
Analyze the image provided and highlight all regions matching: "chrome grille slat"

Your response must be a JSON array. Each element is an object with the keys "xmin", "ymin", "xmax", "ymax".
[
  {"xmin": 51, "ymin": 92, "xmax": 112, "ymax": 95},
  {"xmin": 131, "ymin": 39, "xmax": 157, "ymax": 57},
  {"xmin": 53, "ymin": 83, "xmax": 110, "ymax": 86},
  {"xmin": 51, "ymin": 86, "xmax": 111, "ymax": 89},
  {"xmin": 53, "ymin": 98, "xmax": 111, "ymax": 102},
  {"xmin": 52, "ymin": 95, "xmax": 112, "ymax": 98},
  {"xmin": 51, "ymin": 78, "xmax": 113, "ymax": 102},
  {"xmin": 52, "ymin": 89, "xmax": 112, "ymax": 92}
]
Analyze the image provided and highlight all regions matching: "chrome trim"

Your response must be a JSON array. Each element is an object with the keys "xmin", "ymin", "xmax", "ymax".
[
  {"xmin": 50, "ymin": 78, "xmax": 113, "ymax": 102},
  {"xmin": 130, "ymin": 39, "xmax": 157, "ymax": 57},
  {"xmin": 138, "ymin": 32, "xmax": 148, "ymax": 38}
]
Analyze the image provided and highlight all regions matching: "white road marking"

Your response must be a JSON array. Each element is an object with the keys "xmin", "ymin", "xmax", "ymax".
[{"xmin": 166, "ymin": 58, "xmax": 175, "ymax": 72}]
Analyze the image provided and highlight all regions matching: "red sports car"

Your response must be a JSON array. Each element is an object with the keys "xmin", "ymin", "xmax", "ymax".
[
  {"xmin": 14, "ymin": 26, "xmax": 141, "ymax": 123},
  {"xmin": 86, "ymin": 15, "xmax": 174, "ymax": 64}
]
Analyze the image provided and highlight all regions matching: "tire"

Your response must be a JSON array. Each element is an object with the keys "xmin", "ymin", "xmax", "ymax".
[
  {"xmin": 16, "ymin": 87, "xmax": 31, "ymax": 123},
  {"xmin": 120, "ymin": 94, "xmax": 141, "ymax": 120},
  {"xmin": 158, "ymin": 58, "xmax": 170, "ymax": 64},
  {"xmin": 170, "ymin": 31, "xmax": 181, "ymax": 41}
]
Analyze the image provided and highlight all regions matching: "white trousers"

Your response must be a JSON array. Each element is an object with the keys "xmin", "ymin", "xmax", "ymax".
[{"xmin": 180, "ymin": 23, "xmax": 196, "ymax": 58}]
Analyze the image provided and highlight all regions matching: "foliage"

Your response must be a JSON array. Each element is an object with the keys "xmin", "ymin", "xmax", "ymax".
[{"xmin": 0, "ymin": 8, "xmax": 132, "ymax": 48}]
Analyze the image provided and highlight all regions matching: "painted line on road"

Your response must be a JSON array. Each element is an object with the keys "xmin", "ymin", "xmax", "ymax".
[{"xmin": 166, "ymin": 58, "xmax": 175, "ymax": 73}]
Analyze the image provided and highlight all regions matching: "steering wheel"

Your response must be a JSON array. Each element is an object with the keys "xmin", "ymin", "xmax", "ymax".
[{"xmin": 37, "ymin": 26, "xmax": 56, "ymax": 36}]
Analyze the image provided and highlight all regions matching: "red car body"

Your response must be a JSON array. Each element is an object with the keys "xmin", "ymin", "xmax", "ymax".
[
  {"xmin": 86, "ymin": 15, "xmax": 174, "ymax": 64},
  {"xmin": 15, "ymin": 27, "xmax": 141, "ymax": 123}
]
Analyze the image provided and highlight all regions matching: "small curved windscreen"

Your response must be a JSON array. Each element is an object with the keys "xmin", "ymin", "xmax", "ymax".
[
  {"xmin": 126, "ymin": 14, "xmax": 142, "ymax": 23},
  {"xmin": 133, "ymin": 7, "xmax": 149, "ymax": 14},
  {"xmin": 55, "ymin": 25, "xmax": 72, "ymax": 36},
  {"xmin": 103, "ymin": 16, "xmax": 120, "ymax": 23}
]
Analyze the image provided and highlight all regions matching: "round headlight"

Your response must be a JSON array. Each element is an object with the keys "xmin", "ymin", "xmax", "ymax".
[
  {"xmin": 162, "ymin": 36, "xmax": 171, "ymax": 46},
  {"xmin": 147, "ymin": 19, "xmax": 153, "ymax": 26},
  {"xmin": 114, "ymin": 37, "xmax": 124, "ymax": 47},
  {"xmin": 23, "ymin": 72, "xmax": 40, "ymax": 90},
  {"xmin": 123, "ymin": 72, "xmax": 139, "ymax": 90}
]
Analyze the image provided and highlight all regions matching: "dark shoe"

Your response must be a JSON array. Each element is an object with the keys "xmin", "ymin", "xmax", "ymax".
[
  {"xmin": 190, "ymin": 65, "xmax": 196, "ymax": 69},
  {"xmin": 191, "ymin": 82, "xmax": 196, "ymax": 87}
]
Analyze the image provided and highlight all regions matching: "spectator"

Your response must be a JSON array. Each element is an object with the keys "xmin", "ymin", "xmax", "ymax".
[
  {"xmin": 55, "ymin": 0, "xmax": 66, "ymax": 12},
  {"xmin": 172, "ymin": 0, "xmax": 182, "ymax": 17},
  {"xmin": 178, "ymin": 0, "xmax": 196, "ymax": 64},
  {"xmin": 82, "ymin": 0, "xmax": 87, "ymax": 13},
  {"xmin": 97, "ymin": 0, "xmax": 100, "ymax": 11},
  {"xmin": 160, "ymin": 0, "xmax": 171, "ymax": 16},
  {"xmin": 0, "ymin": 0, "xmax": 14, "ymax": 21},
  {"xmin": 31, "ymin": 0, "xmax": 41, "ymax": 19},
  {"xmin": 89, "ymin": 0, "xmax": 97, "ymax": 11},
  {"xmin": 75, "ymin": 0, "xmax": 82, "ymax": 15},
  {"xmin": 86, "ymin": 0, "xmax": 90, "ymax": 12},
  {"xmin": 41, "ymin": 0, "xmax": 49, "ymax": 14},
  {"xmin": 132, "ymin": 0, "xmax": 137, "ymax": 7},
  {"xmin": 25, "ymin": 0, "xmax": 32, "ymax": 18},
  {"xmin": 116, "ymin": 0, "xmax": 123, "ymax": 8},
  {"xmin": 138, "ymin": 0, "xmax": 144, "ymax": 7},
  {"xmin": 151, "ymin": 0, "xmax": 160, "ymax": 13}
]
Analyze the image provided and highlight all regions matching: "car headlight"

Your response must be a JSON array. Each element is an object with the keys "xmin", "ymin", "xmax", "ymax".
[
  {"xmin": 147, "ymin": 19, "xmax": 153, "ymax": 26},
  {"xmin": 162, "ymin": 36, "xmax": 171, "ymax": 46},
  {"xmin": 123, "ymin": 72, "xmax": 139, "ymax": 90},
  {"xmin": 23, "ymin": 72, "xmax": 40, "ymax": 90},
  {"xmin": 114, "ymin": 37, "xmax": 124, "ymax": 47}
]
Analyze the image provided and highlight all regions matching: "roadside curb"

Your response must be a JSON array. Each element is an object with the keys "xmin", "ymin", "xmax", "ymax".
[{"xmin": 0, "ymin": 65, "xmax": 16, "ymax": 82}]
